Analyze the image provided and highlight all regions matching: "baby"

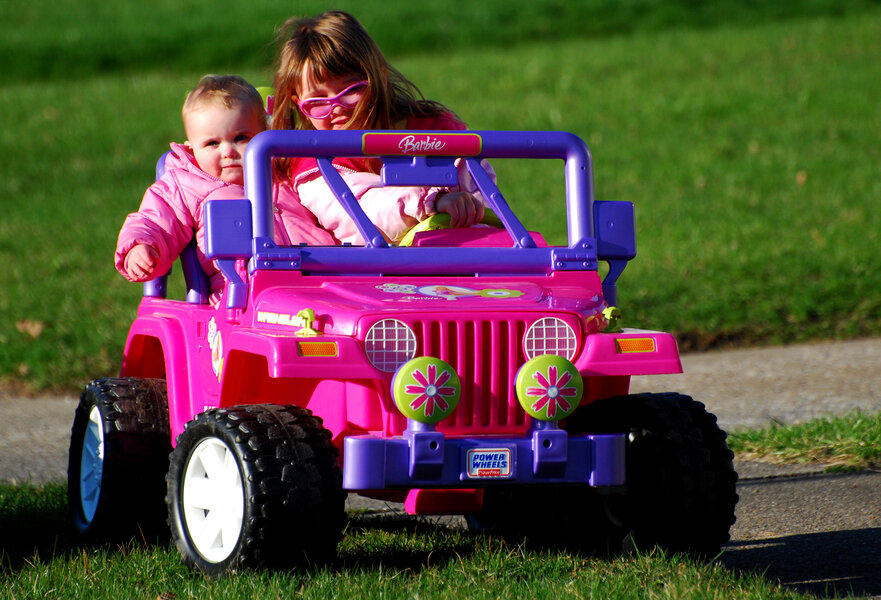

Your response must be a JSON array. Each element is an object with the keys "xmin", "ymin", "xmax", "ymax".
[{"xmin": 115, "ymin": 74, "xmax": 334, "ymax": 304}]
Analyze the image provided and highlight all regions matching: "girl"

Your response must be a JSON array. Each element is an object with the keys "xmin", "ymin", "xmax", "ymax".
[{"xmin": 271, "ymin": 10, "xmax": 492, "ymax": 245}]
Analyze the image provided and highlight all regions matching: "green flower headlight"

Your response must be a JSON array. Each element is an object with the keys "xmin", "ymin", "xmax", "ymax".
[
  {"xmin": 515, "ymin": 355, "xmax": 583, "ymax": 421},
  {"xmin": 392, "ymin": 357, "xmax": 461, "ymax": 424}
]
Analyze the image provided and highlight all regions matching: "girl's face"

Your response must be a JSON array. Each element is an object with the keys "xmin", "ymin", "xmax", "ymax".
[
  {"xmin": 297, "ymin": 63, "xmax": 368, "ymax": 130},
  {"xmin": 184, "ymin": 100, "xmax": 265, "ymax": 185}
]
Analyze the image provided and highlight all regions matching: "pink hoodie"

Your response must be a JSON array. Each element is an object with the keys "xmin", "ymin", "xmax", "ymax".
[{"xmin": 116, "ymin": 143, "xmax": 336, "ymax": 303}]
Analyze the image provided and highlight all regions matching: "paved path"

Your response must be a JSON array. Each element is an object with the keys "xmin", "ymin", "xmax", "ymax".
[
  {"xmin": 722, "ymin": 470, "xmax": 881, "ymax": 598},
  {"xmin": 0, "ymin": 395, "xmax": 77, "ymax": 485},
  {"xmin": 628, "ymin": 336, "xmax": 881, "ymax": 431}
]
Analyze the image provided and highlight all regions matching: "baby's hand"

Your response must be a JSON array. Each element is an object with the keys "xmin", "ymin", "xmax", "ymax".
[
  {"xmin": 123, "ymin": 244, "xmax": 159, "ymax": 281},
  {"xmin": 435, "ymin": 192, "xmax": 485, "ymax": 228}
]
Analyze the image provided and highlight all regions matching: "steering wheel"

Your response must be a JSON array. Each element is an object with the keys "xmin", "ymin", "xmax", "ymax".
[{"xmin": 396, "ymin": 209, "xmax": 505, "ymax": 247}]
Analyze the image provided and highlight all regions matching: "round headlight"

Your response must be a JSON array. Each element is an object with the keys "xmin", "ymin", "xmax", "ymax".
[
  {"xmin": 523, "ymin": 317, "xmax": 578, "ymax": 361},
  {"xmin": 365, "ymin": 319, "xmax": 418, "ymax": 372}
]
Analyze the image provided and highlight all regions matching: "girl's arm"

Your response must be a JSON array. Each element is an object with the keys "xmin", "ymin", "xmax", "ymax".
[
  {"xmin": 434, "ymin": 191, "xmax": 485, "ymax": 228},
  {"xmin": 296, "ymin": 158, "xmax": 496, "ymax": 244}
]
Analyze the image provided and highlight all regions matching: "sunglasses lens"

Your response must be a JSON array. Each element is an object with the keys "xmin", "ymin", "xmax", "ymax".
[
  {"xmin": 298, "ymin": 81, "xmax": 367, "ymax": 119},
  {"xmin": 301, "ymin": 101, "xmax": 332, "ymax": 119},
  {"xmin": 338, "ymin": 84, "xmax": 366, "ymax": 107}
]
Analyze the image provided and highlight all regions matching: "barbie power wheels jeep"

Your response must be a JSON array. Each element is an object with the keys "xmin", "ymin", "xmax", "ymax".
[{"xmin": 68, "ymin": 130, "xmax": 737, "ymax": 573}]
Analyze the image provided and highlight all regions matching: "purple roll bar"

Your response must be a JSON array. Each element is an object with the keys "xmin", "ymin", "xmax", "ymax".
[
  {"xmin": 201, "ymin": 130, "xmax": 636, "ymax": 309},
  {"xmin": 244, "ymin": 130, "xmax": 595, "ymax": 248}
]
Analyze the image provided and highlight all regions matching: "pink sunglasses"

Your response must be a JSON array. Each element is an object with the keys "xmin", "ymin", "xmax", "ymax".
[{"xmin": 297, "ymin": 80, "xmax": 369, "ymax": 119}]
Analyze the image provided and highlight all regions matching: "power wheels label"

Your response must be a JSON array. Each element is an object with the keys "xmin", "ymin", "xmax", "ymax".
[{"xmin": 465, "ymin": 448, "xmax": 513, "ymax": 479}]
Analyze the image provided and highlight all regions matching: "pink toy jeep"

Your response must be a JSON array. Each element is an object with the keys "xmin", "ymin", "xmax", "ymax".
[{"xmin": 68, "ymin": 130, "xmax": 737, "ymax": 573}]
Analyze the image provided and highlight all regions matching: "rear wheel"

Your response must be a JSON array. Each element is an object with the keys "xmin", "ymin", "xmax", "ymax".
[
  {"xmin": 67, "ymin": 377, "xmax": 171, "ymax": 539},
  {"xmin": 166, "ymin": 404, "xmax": 345, "ymax": 574}
]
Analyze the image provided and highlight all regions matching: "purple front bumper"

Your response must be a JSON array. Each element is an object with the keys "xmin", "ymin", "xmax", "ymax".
[{"xmin": 342, "ymin": 426, "xmax": 626, "ymax": 490}]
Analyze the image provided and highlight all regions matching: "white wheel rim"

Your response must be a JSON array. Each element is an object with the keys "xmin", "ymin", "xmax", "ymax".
[
  {"xmin": 79, "ymin": 405, "xmax": 104, "ymax": 523},
  {"xmin": 182, "ymin": 437, "xmax": 245, "ymax": 563}
]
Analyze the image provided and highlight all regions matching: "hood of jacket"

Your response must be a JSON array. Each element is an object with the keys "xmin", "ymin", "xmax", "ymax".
[{"xmin": 163, "ymin": 142, "xmax": 246, "ymax": 203}]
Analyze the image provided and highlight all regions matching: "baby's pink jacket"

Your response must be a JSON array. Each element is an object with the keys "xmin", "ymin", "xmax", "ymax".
[{"xmin": 116, "ymin": 143, "xmax": 336, "ymax": 303}]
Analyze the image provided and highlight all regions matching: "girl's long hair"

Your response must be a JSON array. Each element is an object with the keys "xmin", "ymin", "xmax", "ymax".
[{"xmin": 271, "ymin": 11, "xmax": 448, "ymax": 177}]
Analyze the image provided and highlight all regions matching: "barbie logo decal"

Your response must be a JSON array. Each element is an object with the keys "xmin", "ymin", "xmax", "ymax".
[
  {"xmin": 363, "ymin": 132, "xmax": 482, "ymax": 156},
  {"xmin": 398, "ymin": 135, "xmax": 445, "ymax": 153}
]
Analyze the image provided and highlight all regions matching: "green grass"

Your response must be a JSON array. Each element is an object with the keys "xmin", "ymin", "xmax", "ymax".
[
  {"xmin": 2, "ymin": 1, "xmax": 880, "ymax": 394},
  {"xmin": 727, "ymin": 411, "xmax": 881, "ymax": 469},
  {"xmin": 0, "ymin": 484, "xmax": 806, "ymax": 600},
  {"xmin": 4, "ymin": 0, "xmax": 878, "ymax": 84}
]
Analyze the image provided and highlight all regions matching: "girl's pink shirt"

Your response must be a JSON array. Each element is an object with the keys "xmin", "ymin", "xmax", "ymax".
[
  {"xmin": 290, "ymin": 114, "xmax": 494, "ymax": 245},
  {"xmin": 116, "ymin": 143, "xmax": 336, "ymax": 304}
]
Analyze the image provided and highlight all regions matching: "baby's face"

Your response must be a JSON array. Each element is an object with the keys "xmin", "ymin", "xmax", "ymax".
[{"xmin": 184, "ymin": 101, "xmax": 265, "ymax": 185}]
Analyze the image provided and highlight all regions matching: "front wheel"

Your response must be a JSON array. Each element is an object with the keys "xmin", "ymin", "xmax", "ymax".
[
  {"xmin": 178, "ymin": 437, "xmax": 246, "ymax": 564},
  {"xmin": 166, "ymin": 404, "xmax": 345, "ymax": 574}
]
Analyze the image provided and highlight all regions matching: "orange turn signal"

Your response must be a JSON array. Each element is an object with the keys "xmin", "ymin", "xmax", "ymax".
[
  {"xmin": 297, "ymin": 341, "xmax": 338, "ymax": 357},
  {"xmin": 615, "ymin": 337, "xmax": 656, "ymax": 354}
]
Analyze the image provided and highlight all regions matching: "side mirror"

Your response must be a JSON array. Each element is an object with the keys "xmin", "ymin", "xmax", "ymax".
[
  {"xmin": 205, "ymin": 199, "xmax": 252, "ymax": 259},
  {"xmin": 594, "ymin": 200, "xmax": 636, "ymax": 307}
]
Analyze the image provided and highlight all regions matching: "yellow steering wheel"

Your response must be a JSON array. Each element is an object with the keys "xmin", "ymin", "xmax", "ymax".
[{"xmin": 396, "ymin": 209, "xmax": 505, "ymax": 247}]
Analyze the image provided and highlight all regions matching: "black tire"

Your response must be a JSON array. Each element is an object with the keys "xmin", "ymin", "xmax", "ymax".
[
  {"xmin": 166, "ymin": 404, "xmax": 345, "ymax": 574},
  {"xmin": 67, "ymin": 377, "xmax": 171, "ymax": 539},
  {"xmin": 566, "ymin": 392, "xmax": 739, "ymax": 555}
]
